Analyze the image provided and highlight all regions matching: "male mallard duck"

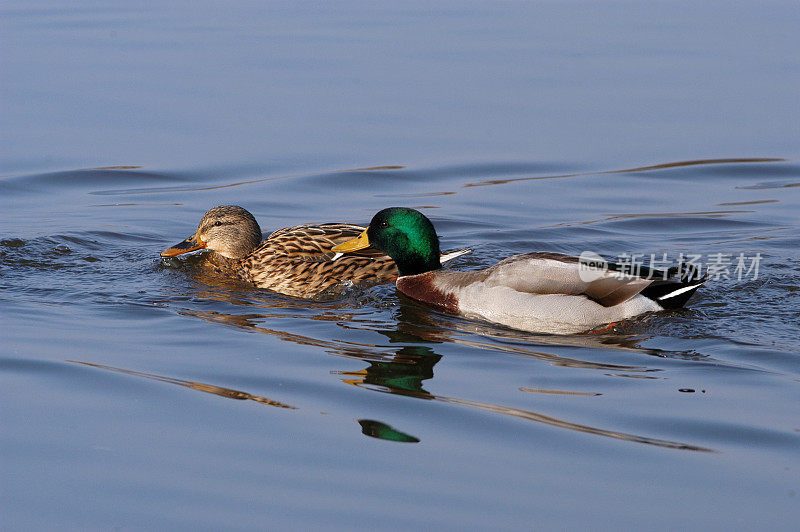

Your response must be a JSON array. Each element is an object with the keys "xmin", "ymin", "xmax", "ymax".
[
  {"xmin": 332, "ymin": 207, "xmax": 707, "ymax": 334},
  {"xmin": 161, "ymin": 205, "xmax": 468, "ymax": 298}
]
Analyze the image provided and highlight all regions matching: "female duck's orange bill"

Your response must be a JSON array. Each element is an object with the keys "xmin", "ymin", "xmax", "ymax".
[
  {"xmin": 331, "ymin": 230, "xmax": 370, "ymax": 253},
  {"xmin": 161, "ymin": 235, "xmax": 207, "ymax": 257}
]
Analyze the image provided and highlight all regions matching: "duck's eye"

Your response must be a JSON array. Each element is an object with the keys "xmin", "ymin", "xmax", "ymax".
[
  {"xmin": 213, "ymin": 221, "xmax": 223, "ymax": 227},
  {"xmin": 379, "ymin": 221, "xmax": 389, "ymax": 228}
]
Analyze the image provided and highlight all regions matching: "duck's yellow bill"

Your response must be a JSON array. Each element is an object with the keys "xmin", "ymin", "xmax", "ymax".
[
  {"xmin": 332, "ymin": 230, "xmax": 370, "ymax": 253},
  {"xmin": 161, "ymin": 235, "xmax": 207, "ymax": 257}
]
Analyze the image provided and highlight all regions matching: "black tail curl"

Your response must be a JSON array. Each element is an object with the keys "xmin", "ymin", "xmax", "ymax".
[{"xmin": 641, "ymin": 261, "xmax": 708, "ymax": 309}]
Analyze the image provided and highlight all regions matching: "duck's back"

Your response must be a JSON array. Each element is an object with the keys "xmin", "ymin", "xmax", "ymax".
[{"xmin": 240, "ymin": 223, "xmax": 397, "ymax": 298}]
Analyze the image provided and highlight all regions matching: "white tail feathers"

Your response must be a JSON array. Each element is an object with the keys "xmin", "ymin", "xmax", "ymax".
[
  {"xmin": 657, "ymin": 282, "xmax": 702, "ymax": 301},
  {"xmin": 331, "ymin": 248, "xmax": 470, "ymax": 263},
  {"xmin": 441, "ymin": 248, "xmax": 471, "ymax": 264}
]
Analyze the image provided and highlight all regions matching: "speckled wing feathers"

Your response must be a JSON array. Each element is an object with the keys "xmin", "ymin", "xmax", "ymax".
[{"xmin": 239, "ymin": 223, "xmax": 398, "ymax": 298}]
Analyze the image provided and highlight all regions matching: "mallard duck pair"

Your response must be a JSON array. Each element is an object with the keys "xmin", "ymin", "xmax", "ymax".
[{"xmin": 163, "ymin": 206, "xmax": 706, "ymax": 333}]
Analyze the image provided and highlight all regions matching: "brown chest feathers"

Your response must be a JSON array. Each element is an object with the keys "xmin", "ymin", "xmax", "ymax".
[{"xmin": 395, "ymin": 272, "xmax": 459, "ymax": 313}]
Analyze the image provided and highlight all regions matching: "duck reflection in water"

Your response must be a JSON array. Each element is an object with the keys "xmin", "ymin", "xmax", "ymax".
[
  {"xmin": 357, "ymin": 420, "xmax": 420, "ymax": 443},
  {"xmin": 156, "ymin": 284, "xmax": 713, "ymax": 450},
  {"xmin": 337, "ymin": 345, "xmax": 441, "ymax": 397},
  {"xmin": 69, "ymin": 360, "xmax": 296, "ymax": 409}
]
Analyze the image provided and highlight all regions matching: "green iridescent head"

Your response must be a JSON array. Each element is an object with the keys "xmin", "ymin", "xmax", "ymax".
[{"xmin": 366, "ymin": 208, "xmax": 442, "ymax": 276}]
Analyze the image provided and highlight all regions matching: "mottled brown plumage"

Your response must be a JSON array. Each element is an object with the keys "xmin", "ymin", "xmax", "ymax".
[
  {"xmin": 161, "ymin": 206, "xmax": 469, "ymax": 299},
  {"xmin": 241, "ymin": 223, "xmax": 398, "ymax": 298}
]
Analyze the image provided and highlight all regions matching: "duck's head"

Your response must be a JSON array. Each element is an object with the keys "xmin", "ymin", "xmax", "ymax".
[
  {"xmin": 333, "ymin": 207, "xmax": 441, "ymax": 277},
  {"xmin": 161, "ymin": 205, "xmax": 262, "ymax": 259}
]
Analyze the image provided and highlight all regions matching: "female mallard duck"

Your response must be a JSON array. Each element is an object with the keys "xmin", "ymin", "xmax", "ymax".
[
  {"xmin": 332, "ymin": 207, "xmax": 707, "ymax": 334},
  {"xmin": 161, "ymin": 205, "xmax": 468, "ymax": 299}
]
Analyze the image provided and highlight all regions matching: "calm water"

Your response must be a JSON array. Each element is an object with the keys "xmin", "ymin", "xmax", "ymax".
[{"xmin": 2, "ymin": 1, "xmax": 799, "ymax": 529}]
